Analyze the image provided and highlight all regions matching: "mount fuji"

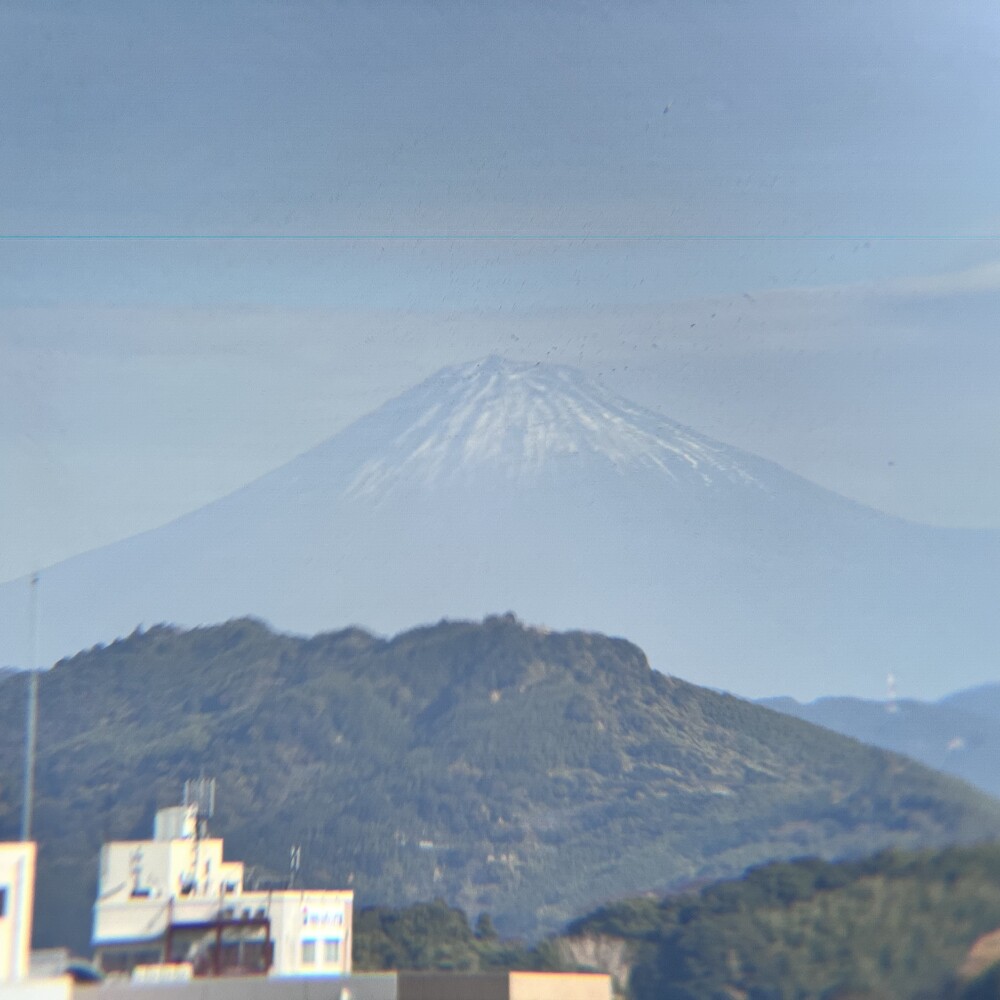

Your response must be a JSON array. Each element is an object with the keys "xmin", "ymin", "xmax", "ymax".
[{"xmin": 3, "ymin": 356, "xmax": 998, "ymax": 699}]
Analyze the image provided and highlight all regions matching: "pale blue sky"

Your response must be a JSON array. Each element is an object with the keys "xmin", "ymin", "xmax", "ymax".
[{"xmin": 3, "ymin": 0, "xmax": 1000, "ymax": 584}]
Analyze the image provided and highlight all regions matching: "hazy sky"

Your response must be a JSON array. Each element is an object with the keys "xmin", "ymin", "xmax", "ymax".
[{"xmin": 3, "ymin": 0, "xmax": 1000, "ymax": 587}]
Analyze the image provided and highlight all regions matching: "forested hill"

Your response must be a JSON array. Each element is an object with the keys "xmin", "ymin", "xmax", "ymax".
[
  {"xmin": 0, "ymin": 615, "xmax": 997, "ymax": 954},
  {"xmin": 353, "ymin": 846, "xmax": 1000, "ymax": 999},
  {"xmin": 562, "ymin": 845, "xmax": 1000, "ymax": 1000}
]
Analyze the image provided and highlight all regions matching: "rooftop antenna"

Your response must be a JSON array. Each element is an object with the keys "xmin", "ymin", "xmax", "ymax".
[
  {"xmin": 289, "ymin": 845, "xmax": 301, "ymax": 890},
  {"xmin": 20, "ymin": 572, "xmax": 40, "ymax": 842},
  {"xmin": 184, "ymin": 776, "xmax": 216, "ymax": 839}
]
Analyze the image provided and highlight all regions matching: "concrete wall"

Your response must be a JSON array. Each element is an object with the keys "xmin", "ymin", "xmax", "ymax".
[
  {"xmin": 1, "ymin": 976, "xmax": 73, "ymax": 1000},
  {"xmin": 88, "ymin": 972, "xmax": 397, "ymax": 1000},
  {"xmin": 396, "ymin": 972, "xmax": 509, "ymax": 1000},
  {"xmin": 4, "ymin": 970, "xmax": 610, "ymax": 1000}
]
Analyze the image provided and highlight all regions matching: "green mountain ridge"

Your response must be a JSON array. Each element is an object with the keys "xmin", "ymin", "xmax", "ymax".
[
  {"xmin": 1, "ymin": 615, "xmax": 997, "ymax": 955},
  {"xmin": 562, "ymin": 844, "xmax": 1000, "ymax": 1000}
]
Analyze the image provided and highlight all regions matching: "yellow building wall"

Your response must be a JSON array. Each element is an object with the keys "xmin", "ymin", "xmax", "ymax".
[{"xmin": 510, "ymin": 971, "xmax": 612, "ymax": 1000}]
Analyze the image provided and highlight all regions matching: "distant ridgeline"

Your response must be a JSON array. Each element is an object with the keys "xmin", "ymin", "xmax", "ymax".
[
  {"xmin": 761, "ymin": 691, "xmax": 1000, "ymax": 802},
  {"xmin": 0, "ymin": 616, "xmax": 997, "ymax": 956}
]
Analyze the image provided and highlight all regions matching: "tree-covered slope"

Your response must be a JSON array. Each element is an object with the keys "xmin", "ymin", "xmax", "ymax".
[
  {"xmin": 352, "ymin": 899, "xmax": 561, "ymax": 974},
  {"xmin": 564, "ymin": 845, "xmax": 1000, "ymax": 1000},
  {"xmin": 0, "ymin": 616, "xmax": 997, "ymax": 954}
]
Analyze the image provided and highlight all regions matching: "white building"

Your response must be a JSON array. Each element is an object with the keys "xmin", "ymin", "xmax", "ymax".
[
  {"xmin": 0, "ymin": 841, "xmax": 36, "ymax": 983},
  {"xmin": 92, "ymin": 804, "xmax": 352, "ymax": 979}
]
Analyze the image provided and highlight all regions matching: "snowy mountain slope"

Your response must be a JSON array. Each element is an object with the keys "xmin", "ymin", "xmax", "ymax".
[
  {"xmin": 337, "ymin": 357, "xmax": 764, "ymax": 496},
  {"xmin": 2, "ymin": 357, "xmax": 998, "ymax": 699}
]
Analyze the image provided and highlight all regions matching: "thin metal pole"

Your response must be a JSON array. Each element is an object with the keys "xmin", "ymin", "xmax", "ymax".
[{"xmin": 20, "ymin": 573, "xmax": 39, "ymax": 842}]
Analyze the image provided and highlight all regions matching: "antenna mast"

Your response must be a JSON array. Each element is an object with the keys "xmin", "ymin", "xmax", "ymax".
[
  {"xmin": 20, "ymin": 573, "xmax": 40, "ymax": 842},
  {"xmin": 184, "ymin": 776, "xmax": 216, "ymax": 839}
]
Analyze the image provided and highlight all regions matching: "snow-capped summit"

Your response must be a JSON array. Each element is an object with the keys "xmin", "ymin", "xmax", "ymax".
[
  {"xmin": 344, "ymin": 356, "xmax": 761, "ymax": 498},
  {"xmin": 1, "ymin": 357, "xmax": 998, "ymax": 700}
]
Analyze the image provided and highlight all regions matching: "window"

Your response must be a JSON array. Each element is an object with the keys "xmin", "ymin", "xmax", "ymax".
[
  {"xmin": 0, "ymin": 887, "xmax": 7, "ymax": 918},
  {"xmin": 301, "ymin": 940, "xmax": 316, "ymax": 965},
  {"xmin": 324, "ymin": 939, "xmax": 341, "ymax": 965}
]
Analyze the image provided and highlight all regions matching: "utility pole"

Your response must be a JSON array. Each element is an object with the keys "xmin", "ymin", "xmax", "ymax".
[{"xmin": 20, "ymin": 573, "xmax": 40, "ymax": 842}]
